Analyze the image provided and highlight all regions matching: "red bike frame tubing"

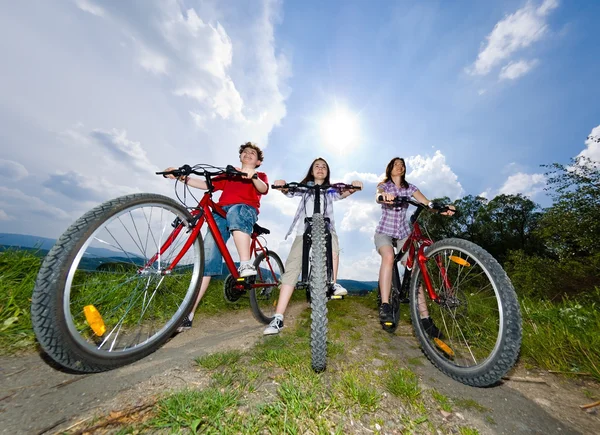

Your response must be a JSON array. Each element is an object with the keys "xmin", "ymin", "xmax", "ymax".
[
  {"xmin": 404, "ymin": 221, "xmax": 440, "ymax": 303},
  {"xmin": 145, "ymin": 192, "xmax": 239, "ymax": 278}
]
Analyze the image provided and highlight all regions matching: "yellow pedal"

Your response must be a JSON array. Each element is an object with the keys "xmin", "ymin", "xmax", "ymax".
[
  {"xmin": 434, "ymin": 338, "xmax": 455, "ymax": 357},
  {"xmin": 384, "ymin": 322, "xmax": 393, "ymax": 326},
  {"xmin": 331, "ymin": 295, "xmax": 342, "ymax": 300},
  {"xmin": 236, "ymin": 277, "xmax": 246, "ymax": 282}
]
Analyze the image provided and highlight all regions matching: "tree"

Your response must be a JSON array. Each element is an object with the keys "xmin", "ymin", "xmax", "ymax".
[
  {"xmin": 476, "ymin": 194, "xmax": 543, "ymax": 262},
  {"xmin": 538, "ymin": 156, "xmax": 600, "ymax": 259}
]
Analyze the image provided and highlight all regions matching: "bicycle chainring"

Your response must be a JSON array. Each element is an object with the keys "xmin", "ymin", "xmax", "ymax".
[{"xmin": 223, "ymin": 274, "xmax": 243, "ymax": 303}]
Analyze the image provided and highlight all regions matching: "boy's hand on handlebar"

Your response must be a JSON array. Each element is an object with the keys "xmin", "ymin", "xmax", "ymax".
[{"xmin": 161, "ymin": 166, "xmax": 187, "ymax": 182}]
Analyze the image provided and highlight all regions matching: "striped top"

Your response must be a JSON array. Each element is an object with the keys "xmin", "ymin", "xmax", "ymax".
[
  {"xmin": 284, "ymin": 187, "xmax": 342, "ymax": 239},
  {"xmin": 375, "ymin": 181, "xmax": 418, "ymax": 239}
]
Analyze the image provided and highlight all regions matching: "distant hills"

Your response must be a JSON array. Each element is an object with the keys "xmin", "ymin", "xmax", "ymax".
[{"xmin": 0, "ymin": 233, "xmax": 377, "ymax": 293}]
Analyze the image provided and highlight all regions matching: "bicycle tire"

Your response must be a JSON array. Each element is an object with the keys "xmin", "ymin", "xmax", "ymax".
[
  {"xmin": 409, "ymin": 238, "xmax": 522, "ymax": 387},
  {"xmin": 249, "ymin": 251, "xmax": 284, "ymax": 324},
  {"xmin": 309, "ymin": 213, "xmax": 328, "ymax": 372},
  {"xmin": 31, "ymin": 193, "xmax": 204, "ymax": 373}
]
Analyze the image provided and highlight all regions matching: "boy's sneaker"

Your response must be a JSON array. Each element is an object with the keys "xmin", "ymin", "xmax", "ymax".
[
  {"xmin": 379, "ymin": 303, "xmax": 394, "ymax": 324},
  {"xmin": 238, "ymin": 263, "xmax": 257, "ymax": 277},
  {"xmin": 263, "ymin": 315, "xmax": 284, "ymax": 335},
  {"xmin": 176, "ymin": 315, "xmax": 193, "ymax": 333},
  {"xmin": 332, "ymin": 283, "xmax": 348, "ymax": 296},
  {"xmin": 421, "ymin": 317, "xmax": 443, "ymax": 339}
]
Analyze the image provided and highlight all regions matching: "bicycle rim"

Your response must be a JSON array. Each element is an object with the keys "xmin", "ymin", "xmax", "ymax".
[
  {"xmin": 410, "ymin": 238, "xmax": 521, "ymax": 386},
  {"xmin": 62, "ymin": 199, "xmax": 202, "ymax": 363},
  {"xmin": 249, "ymin": 251, "xmax": 284, "ymax": 324}
]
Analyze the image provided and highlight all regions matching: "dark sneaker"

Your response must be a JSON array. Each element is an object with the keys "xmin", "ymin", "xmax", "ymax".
[
  {"xmin": 263, "ymin": 315, "xmax": 284, "ymax": 335},
  {"xmin": 421, "ymin": 317, "xmax": 443, "ymax": 339},
  {"xmin": 176, "ymin": 315, "xmax": 193, "ymax": 333},
  {"xmin": 379, "ymin": 303, "xmax": 394, "ymax": 324}
]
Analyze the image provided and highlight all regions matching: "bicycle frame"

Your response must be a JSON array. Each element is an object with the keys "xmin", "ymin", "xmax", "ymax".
[
  {"xmin": 144, "ymin": 190, "xmax": 277, "ymax": 291},
  {"xmin": 394, "ymin": 210, "xmax": 452, "ymax": 304}
]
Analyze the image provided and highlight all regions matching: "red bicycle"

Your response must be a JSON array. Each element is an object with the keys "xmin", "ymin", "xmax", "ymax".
[
  {"xmin": 31, "ymin": 164, "xmax": 283, "ymax": 373},
  {"xmin": 379, "ymin": 196, "xmax": 522, "ymax": 387}
]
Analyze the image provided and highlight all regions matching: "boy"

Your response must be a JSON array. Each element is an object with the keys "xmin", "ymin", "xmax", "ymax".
[{"xmin": 164, "ymin": 142, "xmax": 268, "ymax": 330}]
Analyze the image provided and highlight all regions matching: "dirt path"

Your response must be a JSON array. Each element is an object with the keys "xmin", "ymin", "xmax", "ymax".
[{"xmin": 1, "ymin": 301, "xmax": 598, "ymax": 435}]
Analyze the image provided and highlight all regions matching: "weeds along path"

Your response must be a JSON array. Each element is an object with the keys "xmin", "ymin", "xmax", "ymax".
[
  {"xmin": 2, "ymin": 298, "xmax": 598, "ymax": 434},
  {"xmin": 0, "ymin": 303, "xmax": 307, "ymax": 435}
]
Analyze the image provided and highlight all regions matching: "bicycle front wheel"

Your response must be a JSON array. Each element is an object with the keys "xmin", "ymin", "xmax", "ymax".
[
  {"xmin": 309, "ymin": 214, "xmax": 328, "ymax": 373},
  {"xmin": 249, "ymin": 251, "xmax": 284, "ymax": 324},
  {"xmin": 409, "ymin": 238, "xmax": 522, "ymax": 387},
  {"xmin": 31, "ymin": 193, "xmax": 204, "ymax": 373}
]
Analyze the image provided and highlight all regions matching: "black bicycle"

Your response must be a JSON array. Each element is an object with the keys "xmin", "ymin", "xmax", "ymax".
[
  {"xmin": 266, "ymin": 181, "xmax": 361, "ymax": 372},
  {"xmin": 377, "ymin": 195, "xmax": 522, "ymax": 387}
]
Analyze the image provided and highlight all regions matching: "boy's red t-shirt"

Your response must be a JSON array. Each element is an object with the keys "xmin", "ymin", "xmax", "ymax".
[{"xmin": 212, "ymin": 172, "xmax": 269, "ymax": 213}]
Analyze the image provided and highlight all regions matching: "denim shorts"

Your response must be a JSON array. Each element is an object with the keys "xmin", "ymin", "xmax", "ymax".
[{"xmin": 203, "ymin": 204, "xmax": 258, "ymax": 276}]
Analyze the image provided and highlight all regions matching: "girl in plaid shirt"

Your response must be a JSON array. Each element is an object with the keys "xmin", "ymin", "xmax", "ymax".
[{"xmin": 375, "ymin": 157, "xmax": 455, "ymax": 335}]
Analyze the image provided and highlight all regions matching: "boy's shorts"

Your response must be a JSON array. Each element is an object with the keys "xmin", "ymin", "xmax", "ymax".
[{"xmin": 203, "ymin": 204, "xmax": 258, "ymax": 276}]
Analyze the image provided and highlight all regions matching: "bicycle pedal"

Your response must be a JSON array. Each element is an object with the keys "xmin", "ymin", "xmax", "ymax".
[
  {"xmin": 383, "ymin": 322, "xmax": 394, "ymax": 326},
  {"xmin": 330, "ymin": 295, "xmax": 343, "ymax": 300}
]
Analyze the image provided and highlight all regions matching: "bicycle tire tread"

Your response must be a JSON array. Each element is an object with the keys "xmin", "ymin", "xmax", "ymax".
[
  {"xmin": 411, "ymin": 238, "xmax": 522, "ymax": 387},
  {"xmin": 31, "ymin": 193, "xmax": 197, "ymax": 373},
  {"xmin": 309, "ymin": 214, "xmax": 328, "ymax": 372}
]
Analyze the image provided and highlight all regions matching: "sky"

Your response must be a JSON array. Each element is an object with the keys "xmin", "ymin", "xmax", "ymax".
[{"xmin": 1, "ymin": 0, "xmax": 599, "ymax": 281}]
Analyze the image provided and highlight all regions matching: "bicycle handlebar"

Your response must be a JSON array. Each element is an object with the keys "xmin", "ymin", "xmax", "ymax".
[
  {"xmin": 156, "ymin": 164, "xmax": 258, "ymax": 180},
  {"xmin": 377, "ymin": 195, "xmax": 451, "ymax": 214},
  {"xmin": 272, "ymin": 182, "xmax": 362, "ymax": 191}
]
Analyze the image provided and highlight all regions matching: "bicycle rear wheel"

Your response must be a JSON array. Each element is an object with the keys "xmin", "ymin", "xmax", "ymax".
[
  {"xmin": 31, "ymin": 193, "xmax": 203, "ymax": 373},
  {"xmin": 309, "ymin": 214, "xmax": 328, "ymax": 373},
  {"xmin": 249, "ymin": 251, "xmax": 284, "ymax": 324},
  {"xmin": 409, "ymin": 238, "xmax": 522, "ymax": 387}
]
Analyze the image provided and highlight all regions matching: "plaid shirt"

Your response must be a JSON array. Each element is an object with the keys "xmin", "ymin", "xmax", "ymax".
[{"xmin": 375, "ymin": 181, "xmax": 418, "ymax": 239}]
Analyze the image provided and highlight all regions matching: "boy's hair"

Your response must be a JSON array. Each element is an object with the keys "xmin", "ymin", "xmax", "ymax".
[
  {"xmin": 239, "ymin": 142, "xmax": 264, "ymax": 167},
  {"xmin": 300, "ymin": 157, "xmax": 331, "ymax": 185},
  {"xmin": 381, "ymin": 157, "xmax": 408, "ymax": 188}
]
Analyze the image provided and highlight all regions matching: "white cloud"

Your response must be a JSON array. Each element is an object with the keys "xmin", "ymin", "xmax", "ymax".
[
  {"xmin": 339, "ymin": 200, "xmax": 379, "ymax": 234},
  {"xmin": 499, "ymin": 59, "xmax": 539, "ymax": 80},
  {"xmin": 136, "ymin": 44, "xmax": 169, "ymax": 75},
  {"xmin": 498, "ymin": 172, "xmax": 546, "ymax": 197},
  {"xmin": 467, "ymin": 0, "xmax": 558, "ymax": 77},
  {"xmin": 405, "ymin": 151, "xmax": 464, "ymax": 200},
  {"xmin": 342, "ymin": 171, "xmax": 382, "ymax": 184},
  {"xmin": 0, "ymin": 160, "xmax": 28, "ymax": 180},
  {"xmin": 339, "ymin": 249, "xmax": 381, "ymax": 281},
  {"xmin": 578, "ymin": 124, "xmax": 600, "ymax": 163},
  {"xmin": 0, "ymin": 210, "xmax": 11, "ymax": 221},
  {"xmin": 0, "ymin": 187, "xmax": 71, "ymax": 221},
  {"xmin": 42, "ymin": 171, "xmax": 137, "ymax": 202},
  {"xmin": 75, "ymin": 0, "xmax": 105, "ymax": 17},
  {"xmin": 89, "ymin": 128, "xmax": 158, "ymax": 173}
]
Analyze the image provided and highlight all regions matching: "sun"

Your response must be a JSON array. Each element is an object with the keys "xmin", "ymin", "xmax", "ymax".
[{"xmin": 320, "ymin": 107, "xmax": 360, "ymax": 155}]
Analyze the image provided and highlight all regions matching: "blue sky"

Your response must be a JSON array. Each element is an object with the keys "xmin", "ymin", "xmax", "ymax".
[{"xmin": 1, "ymin": 0, "xmax": 599, "ymax": 280}]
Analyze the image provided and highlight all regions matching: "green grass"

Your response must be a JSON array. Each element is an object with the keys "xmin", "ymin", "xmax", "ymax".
[
  {"xmin": 385, "ymin": 367, "xmax": 422, "ymax": 403},
  {"xmin": 195, "ymin": 350, "xmax": 242, "ymax": 369},
  {"xmin": 0, "ymin": 249, "xmax": 40, "ymax": 353},
  {"xmin": 519, "ymin": 291, "xmax": 600, "ymax": 381}
]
